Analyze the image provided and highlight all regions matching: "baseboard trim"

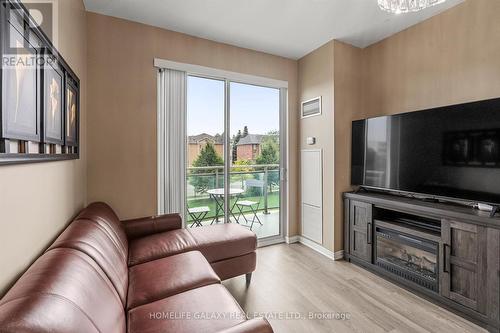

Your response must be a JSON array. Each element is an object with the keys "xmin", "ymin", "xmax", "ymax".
[
  {"xmin": 258, "ymin": 237, "xmax": 285, "ymax": 248},
  {"xmin": 289, "ymin": 236, "xmax": 344, "ymax": 261},
  {"xmin": 285, "ymin": 235, "xmax": 300, "ymax": 244},
  {"xmin": 334, "ymin": 250, "xmax": 344, "ymax": 260}
]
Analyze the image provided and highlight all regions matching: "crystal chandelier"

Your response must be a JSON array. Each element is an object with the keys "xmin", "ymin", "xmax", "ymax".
[{"xmin": 378, "ymin": 0, "xmax": 447, "ymax": 14}]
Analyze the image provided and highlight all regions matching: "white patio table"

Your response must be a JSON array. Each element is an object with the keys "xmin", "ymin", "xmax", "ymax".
[{"xmin": 206, "ymin": 188, "xmax": 245, "ymax": 223}]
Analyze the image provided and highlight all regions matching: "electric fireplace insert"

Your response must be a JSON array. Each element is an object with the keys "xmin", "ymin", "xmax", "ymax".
[{"xmin": 375, "ymin": 223, "xmax": 439, "ymax": 292}]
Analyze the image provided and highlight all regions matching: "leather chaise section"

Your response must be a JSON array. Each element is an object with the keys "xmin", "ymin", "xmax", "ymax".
[
  {"xmin": 188, "ymin": 224, "xmax": 257, "ymax": 262},
  {"xmin": 127, "ymin": 251, "xmax": 220, "ymax": 309},
  {"xmin": 128, "ymin": 224, "xmax": 257, "ymax": 267},
  {"xmin": 211, "ymin": 252, "xmax": 257, "ymax": 281}
]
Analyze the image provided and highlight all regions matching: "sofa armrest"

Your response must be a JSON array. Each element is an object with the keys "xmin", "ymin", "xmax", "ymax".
[
  {"xmin": 217, "ymin": 318, "xmax": 273, "ymax": 333},
  {"xmin": 121, "ymin": 214, "xmax": 182, "ymax": 240}
]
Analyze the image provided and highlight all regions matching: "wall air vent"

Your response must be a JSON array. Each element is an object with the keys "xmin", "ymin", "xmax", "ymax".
[{"xmin": 301, "ymin": 96, "xmax": 322, "ymax": 118}]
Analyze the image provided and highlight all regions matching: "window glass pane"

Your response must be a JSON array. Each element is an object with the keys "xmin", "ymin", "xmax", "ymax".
[{"xmin": 186, "ymin": 76, "xmax": 225, "ymax": 226}]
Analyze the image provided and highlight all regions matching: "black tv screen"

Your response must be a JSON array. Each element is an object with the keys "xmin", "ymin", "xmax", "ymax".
[{"xmin": 351, "ymin": 98, "xmax": 500, "ymax": 205}]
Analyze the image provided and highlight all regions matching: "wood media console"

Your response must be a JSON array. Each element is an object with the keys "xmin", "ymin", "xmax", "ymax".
[{"xmin": 344, "ymin": 191, "xmax": 500, "ymax": 332}]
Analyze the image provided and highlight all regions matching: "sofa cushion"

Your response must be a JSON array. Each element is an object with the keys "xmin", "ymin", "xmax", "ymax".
[
  {"xmin": 127, "ymin": 284, "xmax": 246, "ymax": 333},
  {"xmin": 127, "ymin": 251, "xmax": 220, "ymax": 309},
  {"xmin": 128, "ymin": 228, "xmax": 197, "ymax": 266},
  {"xmin": 75, "ymin": 202, "xmax": 129, "ymax": 259},
  {"xmin": 128, "ymin": 224, "xmax": 257, "ymax": 266},
  {"xmin": 48, "ymin": 219, "xmax": 129, "ymax": 305},
  {"xmin": 0, "ymin": 248, "xmax": 125, "ymax": 333},
  {"xmin": 122, "ymin": 214, "xmax": 182, "ymax": 240}
]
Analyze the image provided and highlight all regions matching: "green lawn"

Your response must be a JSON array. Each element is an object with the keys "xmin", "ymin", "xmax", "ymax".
[{"xmin": 186, "ymin": 192, "xmax": 280, "ymax": 222}]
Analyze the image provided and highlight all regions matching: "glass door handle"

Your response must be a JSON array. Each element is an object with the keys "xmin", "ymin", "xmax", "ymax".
[{"xmin": 280, "ymin": 168, "xmax": 287, "ymax": 181}]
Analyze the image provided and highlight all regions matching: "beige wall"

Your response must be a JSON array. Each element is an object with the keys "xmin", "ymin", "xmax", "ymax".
[
  {"xmin": 333, "ymin": 41, "xmax": 363, "ymax": 252},
  {"xmin": 86, "ymin": 13, "xmax": 299, "ymax": 236},
  {"xmin": 0, "ymin": 0, "xmax": 87, "ymax": 296},
  {"xmin": 298, "ymin": 40, "xmax": 363, "ymax": 253},
  {"xmin": 298, "ymin": 41, "xmax": 335, "ymax": 250},
  {"xmin": 362, "ymin": 0, "xmax": 500, "ymax": 116}
]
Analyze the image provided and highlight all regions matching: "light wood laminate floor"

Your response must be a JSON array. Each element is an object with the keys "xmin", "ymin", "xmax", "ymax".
[{"xmin": 223, "ymin": 243, "xmax": 486, "ymax": 333}]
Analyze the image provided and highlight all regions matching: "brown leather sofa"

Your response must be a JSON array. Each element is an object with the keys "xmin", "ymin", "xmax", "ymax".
[{"xmin": 0, "ymin": 202, "xmax": 273, "ymax": 333}]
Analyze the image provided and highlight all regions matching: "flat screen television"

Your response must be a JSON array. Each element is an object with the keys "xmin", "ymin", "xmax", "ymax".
[{"xmin": 351, "ymin": 98, "xmax": 500, "ymax": 205}]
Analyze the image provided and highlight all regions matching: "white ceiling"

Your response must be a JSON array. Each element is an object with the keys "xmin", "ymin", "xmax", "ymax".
[{"xmin": 83, "ymin": 0, "xmax": 464, "ymax": 60}]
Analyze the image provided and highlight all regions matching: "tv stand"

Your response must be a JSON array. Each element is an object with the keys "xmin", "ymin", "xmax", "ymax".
[{"xmin": 344, "ymin": 191, "xmax": 500, "ymax": 332}]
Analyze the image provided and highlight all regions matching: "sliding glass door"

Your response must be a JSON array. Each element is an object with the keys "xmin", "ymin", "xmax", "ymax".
[
  {"xmin": 229, "ymin": 82, "xmax": 281, "ymax": 238},
  {"xmin": 186, "ymin": 75, "xmax": 285, "ymax": 241}
]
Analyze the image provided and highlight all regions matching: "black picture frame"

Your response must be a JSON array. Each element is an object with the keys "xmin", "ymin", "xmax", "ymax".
[
  {"xmin": 0, "ymin": 0, "xmax": 80, "ymax": 165},
  {"xmin": 1, "ymin": 3, "xmax": 41, "ymax": 142},
  {"xmin": 64, "ymin": 73, "xmax": 79, "ymax": 148},
  {"xmin": 42, "ymin": 54, "xmax": 64, "ymax": 145}
]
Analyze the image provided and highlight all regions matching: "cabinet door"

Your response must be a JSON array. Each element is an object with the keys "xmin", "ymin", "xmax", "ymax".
[
  {"xmin": 344, "ymin": 199, "xmax": 350, "ymax": 256},
  {"xmin": 441, "ymin": 219, "xmax": 487, "ymax": 313},
  {"xmin": 349, "ymin": 201, "xmax": 373, "ymax": 263}
]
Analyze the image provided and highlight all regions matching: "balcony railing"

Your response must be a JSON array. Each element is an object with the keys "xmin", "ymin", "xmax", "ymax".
[{"xmin": 186, "ymin": 164, "xmax": 280, "ymax": 222}]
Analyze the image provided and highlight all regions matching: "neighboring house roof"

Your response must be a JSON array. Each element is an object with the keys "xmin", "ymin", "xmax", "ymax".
[
  {"xmin": 188, "ymin": 133, "xmax": 224, "ymax": 144},
  {"xmin": 237, "ymin": 134, "xmax": 265, "ymax": 146}
]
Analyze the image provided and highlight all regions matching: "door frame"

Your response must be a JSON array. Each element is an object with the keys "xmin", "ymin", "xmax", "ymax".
[{"xmin": 155, "ymin": 58, "xmax": 288, "ymax": 246}]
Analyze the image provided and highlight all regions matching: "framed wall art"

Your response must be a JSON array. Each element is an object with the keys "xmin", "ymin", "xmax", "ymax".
[
  {"xmin": 1, "ymin": 6, "xmax": 41, "ymax": 142},
  {"xmin": 42, "ymin": 56, "xmax": 64, "ymax": 145},
  {"xmin": 65, "ymin": 73, "xmax": 79, "ymax": 148},
  {"xmin": 0, "ymin": 0, "xmax": 80, "ymax": 165}
]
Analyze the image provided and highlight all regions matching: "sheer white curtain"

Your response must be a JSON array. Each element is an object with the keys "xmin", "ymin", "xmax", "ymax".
[{"xmin": 157, "ymin": 68, "xmax": 187, "ymax": 217}]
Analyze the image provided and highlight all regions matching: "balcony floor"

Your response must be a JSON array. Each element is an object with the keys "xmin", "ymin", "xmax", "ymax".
[{"xmin": 189, "ymin": 209, "xmax": 280, "ymax": 239}]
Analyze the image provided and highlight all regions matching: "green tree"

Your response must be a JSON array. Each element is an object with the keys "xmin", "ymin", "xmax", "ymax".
[
  {"xmin": 190, "ymin": 143, "xmax": 224, "ymax": 194},
  {"xmin": 242, "ymin": 126, "xmax": 249, "ymax": 138},
  {"xmin": 256, "ymin": 136, "xmax": 279, "ymax": 165},
  {"xmin": 232, "ymin": 130, "xmax": 242, "ymax": 162},
  {"xmin": 266, "ymin": 129, "xmax": 279, "ymax": 137}
]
